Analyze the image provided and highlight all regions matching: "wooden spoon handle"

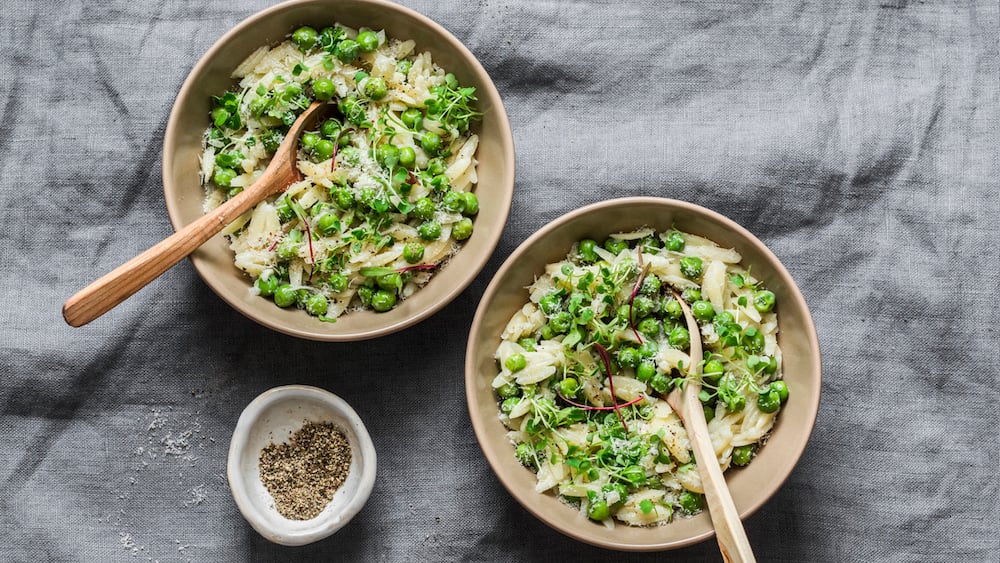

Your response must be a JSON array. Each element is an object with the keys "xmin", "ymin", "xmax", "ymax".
[
  {"xmin": 62, "ymin": 184, "xmax": 271, "ymax": 327},
  {"xmin": 674, "ymin": 293, "xmax": 756, "ymax": 563}
]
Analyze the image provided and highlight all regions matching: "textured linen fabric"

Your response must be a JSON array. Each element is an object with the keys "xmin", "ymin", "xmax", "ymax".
[{"xmin": 1, "ymin": 0, "xmax": 998, "ymax": 561}]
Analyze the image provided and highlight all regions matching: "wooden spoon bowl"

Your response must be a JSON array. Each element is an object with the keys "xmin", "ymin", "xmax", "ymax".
[
  {"xmin": 665, "ymin": 290, "xmax": 757, "ymax": 563},
  {"xmin": 62, "ymin": 101, "xmax": 328, "ymax": 327}
]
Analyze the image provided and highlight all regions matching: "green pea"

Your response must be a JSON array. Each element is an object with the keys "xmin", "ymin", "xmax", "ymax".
[
  {"xmin": 636, "ymin": 360, "xmax": 656, "ymax": 383},
  {"xmin": 617, "ymin": 347, "xmax": 640, "ymax": 369},
  {"xmin": 461, "ymin": 192, "xmax": 479, "ymax": 215},
  {"xmin": 213, "ymin": 167, "xmax": 236, "ymax": 188},
  {"xmin": 316, "ymin": 213, "xmax": 339, "ymax": 235},
  {"xmin": 497, "ymin": 381, "xmax": 519, "ymax": 399},
  {"xmin": 403, "ymin": 242, "xmax": 424, "ymax": 264},
  {"xmin": 753, "ymin": 289, "xmax": 776, "ymax": 313},
  {"xmin": 312, "ymin": 77, "xmax": 335, "ymax": 101},
  {"xmin": 313, "ymin": 139, "xmax": 335, "ymax": 161},
  {"xmin": 692, "ymin": 300, "xmax": 715, "ymax": 322},
  {"xmin": 549, "ymin": 311, "xmax": 573, "ymax": 334},
  {"xmin": 678, "ymin": 491, "xmax": 704, "ymax": 514},
  {"xmin": 763, "ymin": 355, "xmax": 778, "ymax": 374},
  {"xmin": 227, "ymin": 187, "xmax": 243, "ymax": 198},
  {"xmin": 332, "ymin": 187, "xmax": 354, "ymax": 210},
  {"xmin": 377, "ymin": 143, "xmax": 399, "ymax": 168},
  {"xmin": 668, "ymin": 325, "xmax": 690, "ymax": 349},
  {"xmin": 770, "ymin": 380, "xmax": 789, "ymax": 403},
  {"xmin": 320, "ymin": 119, "xmax": 341, "ymax": 138},
  {"xmin": 515, "ymin": 443, "xmax": 535, "ymax": 467},
  {"xmin": 587, "ymin": 499, "xmax": 610, "ymax": 521},
  {"xmin": 396, "ymin": 59, "xmax": 412, "ymax": 75},
  {"xmin": 640, "ymin": 275, "xmax": 660, "ymax": 295},
  {"xmin": 328, "ymin": 273, "xmax": 348, "ymax": 293},
  {"xmin": 640, "ymin": 235, "xmax": 662, "ymax": 252},
  {"xmin": 370, "ymin": 289, "xmax": 397, "ymax": 312},
  {"xmin": 305, "ymin": 293, "xmax": 328, "ymax": 316},
  {"xmin": 430, "ymin": 174, "xmax": 450, "ymax": 193},
  {"xmin": 376, "ymin": 272, "xmax": 401, "ymax": 291},
  {"xmin": 291, "ymin": 26, "xmax": 318, "ymax": 51},
  {"xmin": 637, "ymin": 318, "xmax": 661, "ymax": 338},
  {"xmin": 334, "ymin": 39, "xmax": 360, "ymax": 63},
  {"xmin": 578, "ymin": 239, "xmax": 599, "ymax": 263},
  {"xmin": 516, "ymin": 338, "xmax": 536, "ymax": 352},
  {"xmin": 453, "ymin": 217, "xmax": 474, "ymax": 241},
  {"xmin": 401, "ymin": 108, "xmax": 423, "ymax": 130},
  {"xmin": 650, "ymin": 373, "xmax": 671, "ymax": 394},
  {"xmin": 743, "ymin": 326, "xmax": 764, "ymax": 353},
  {"xmin": 442, "ymin": 190, "xmax": 465, "ymax": 212},
  {"xmin": 603, "ymin": 238, "xmax": 628, "ymax": 255},
  {"xmin": 703, "ymin": 359, "xmax": 724, "ymax": 384},
  {"xmin": 418, "ymin": 220, "xmax": 441, "ymax": 240},
  {"xmin": 398, "ymin": 146, "xmax": 416, "ymax": 169},
  {"xmin": 273, "ymin": 284, "xmax": 298, "ymax": 308},
  {"xmin": 539, "ymin": 293, "xmax": 562, "ymax": 315},
  {"xmin": 679, "ymin": 256, "xmax": 704, "ymax": 279},
  {"xmin": 559, "ymin": 377, "xmax": 579, "ymax": 397},
  {"xmin": 602, "ymin": 482, "xmax": 629, "ymax": 507},
  {"xmin": 276, "ymin": 230, "xmax": 302, "ymax": 260},
  {"xmin": 300, "ymin": 132, "xmax": 320, "ymax": 150},
  {"xmin": 356, "ymin": 30, "xmax": 379, "ymax": 52},
  {"xmin": 663, "ymin": 298, "xmax": 683, "ymax": 320},
  {"xmin": 505, "ymin": 353, "xmax": 527, "ymax": 373},
  {"xmin": 500, "ymin": 397, "xmax": 520, "ymax": 414},
  {"xmin": 413, "ymin": 197, "xmax": 435, "ymax": 220},
  {"xmin": 338, "ymin": 96, "xmax": 366, "ymax": 125},
  {"xmin": 732, "ymin": 445, "xmax": 753, "ymax": 466},
  {"xmin": 757, "ymin": 388, "xmax": 781, "ymax": 413},
  {"xmin": 681, "ymin": 288, "xmax": 701, "ymax": 303},
  {"xmin": 255, "ymin": 274, "xmax": 279, "ymax": 297},
  {"xmin": 357, "ymin": 285, "xmax": 374, "ymax": 306},
  {"xmin": 714, "ymin": 311, "xmax": 735, "ymax": 326},
  {"xmin": 363, "ymin": 76, "xmax": 388, "ymax": 100},
  {"xmin": 426, "ymin": 157, "xmax": 446, "ymax": 175},
  {"xmin": 632, "ymin": 295, "xmax": 655, "ymax": 318},
  {"xmin": 638, "ymin": 340, "xmax": 658, "ymax": 358},
  {"xmin": 420, "ymin": 131, "xmax": 442, "ymax": 155},
  {"xmin": 665, "ymin": 230, "xmax": 685, "ymax": 252},
  {"xmin": 262, "ymin": 129, "xmax": 284, "ymax": 153}
]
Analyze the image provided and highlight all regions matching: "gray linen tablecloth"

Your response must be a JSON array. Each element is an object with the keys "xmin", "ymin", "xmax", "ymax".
[{"xmin": 2, "ymin": 0, "xmax": 997, "ymax": 561}]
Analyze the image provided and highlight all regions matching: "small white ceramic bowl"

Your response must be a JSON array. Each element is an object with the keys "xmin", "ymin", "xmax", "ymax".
[{"xmin": 227, "ymin": 385, "xmax": 377, "ymax": 546}]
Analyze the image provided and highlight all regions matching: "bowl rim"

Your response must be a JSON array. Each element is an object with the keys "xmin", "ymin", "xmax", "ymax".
[
  {"xmin": 227, "ymin": 384, "xmax": 377, "ymax": 546},
  {"xmin": 161, "ymin": 0, "xmax": 515, "ymax": 341},
  {"xmin": 464, "ymin": 196, "xmax": 822, "ymax": 551}
]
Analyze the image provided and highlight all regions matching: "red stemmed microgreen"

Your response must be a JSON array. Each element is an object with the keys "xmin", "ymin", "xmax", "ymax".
[
  {"xmin": 554, "ymin": 390, "xmax": 644, "ymax": 412},
  {"xmin": 593, "ymin": 343, "xmax": 629, "ymax": 433}
]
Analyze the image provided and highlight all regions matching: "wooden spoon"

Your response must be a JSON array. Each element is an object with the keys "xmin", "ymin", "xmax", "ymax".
[
  {"xmin": 63, "ymin": 101, "xmax": 328, "ymax": 327},
  {"xmin": 665, "ymin": 290, "xmax": 757, "ymax": 563}
]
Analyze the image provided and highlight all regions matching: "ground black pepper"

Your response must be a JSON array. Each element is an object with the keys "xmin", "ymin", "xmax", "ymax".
[{"xmin": 259, "ymin": 421, "xmax": 352, "ymax": 520}]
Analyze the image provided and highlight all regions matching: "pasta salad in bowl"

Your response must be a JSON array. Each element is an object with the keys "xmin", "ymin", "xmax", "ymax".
[
  {"xmin": 466, "ymin": 198, "xmax": 820, "ymax": 551},
  {"xmin": 162, "ymin": 0, "xmax": 514, "ymax": 341}
]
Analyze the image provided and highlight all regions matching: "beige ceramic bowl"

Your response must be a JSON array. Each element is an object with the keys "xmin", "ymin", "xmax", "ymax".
[
  {"xmin": 162, "ymin": 0, "xmax": 514, "ymax": 341},
  {"xmin": 466, "ymin": 197, "xmax": 821, "ymax": 551}
]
